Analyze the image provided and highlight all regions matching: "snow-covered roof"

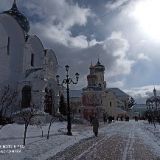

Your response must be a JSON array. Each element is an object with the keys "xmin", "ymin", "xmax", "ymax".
[
  {"xmin": 132, "ymin": 104, "xmax": 147, "ymax": 109},
  {"xmin": 131, "ymin": 104, "xmax": 148, "ymax": 113},
  {"xmin": 108, "ymin": 88, "xmax": 129, "ymax": 98}
]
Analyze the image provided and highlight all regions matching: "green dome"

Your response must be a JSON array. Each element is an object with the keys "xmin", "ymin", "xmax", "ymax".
[{"xmin": 3, "ymin": 1, "xmax": 30, "ymax": 33}]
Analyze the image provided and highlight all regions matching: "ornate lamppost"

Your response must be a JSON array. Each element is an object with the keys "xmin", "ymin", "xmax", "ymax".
[{"xmin": 56, "ymin": 65, "xmax": 79, "ymax": 135}]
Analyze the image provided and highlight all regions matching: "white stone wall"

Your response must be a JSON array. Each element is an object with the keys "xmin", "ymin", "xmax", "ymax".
[
  {"xmin": 0, "ymin": 14, "xmax": 25, "ymax": 83},
  {"xmin": 0, "ymin": 23, "xmax": 10, "ymax": 82},
  {"xmin": 0, "ymin": 13, "xmax": 59, "ymax": 114}
]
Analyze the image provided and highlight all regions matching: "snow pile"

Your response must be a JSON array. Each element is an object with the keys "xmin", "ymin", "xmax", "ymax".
[{"xmin": 0, "ymin": 122, "xmax": 93, "ymax": 160}]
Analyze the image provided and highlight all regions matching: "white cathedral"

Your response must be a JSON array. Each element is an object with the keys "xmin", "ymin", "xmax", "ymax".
[{"xmin": 0, "ymin": 1, "xmax": 59, "ymax": 115}]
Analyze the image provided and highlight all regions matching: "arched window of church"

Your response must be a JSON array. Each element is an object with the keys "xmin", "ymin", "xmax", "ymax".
[
  {"xmin": 110, "ymin": 101, "xmax": 112, "ymax": 107},
  {"xmin": 31, "ymin": 53, "xmax": 34, "ymax": 66},
  {"xmin": 21, "ymin": 85, "xmax": 31, "ymax": 108}
]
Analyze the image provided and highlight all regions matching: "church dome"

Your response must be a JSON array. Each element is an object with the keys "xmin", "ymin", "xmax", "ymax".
[
  {"xmin": 94, "ymin": 59, "xmax": 105, "ymax": 71},
  {"xmin": 3, "ymin": 0, "xmax": 30, "ymax": 33}
]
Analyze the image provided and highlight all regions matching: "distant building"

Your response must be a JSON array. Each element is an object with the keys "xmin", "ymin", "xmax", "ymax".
[
  {"xmin": 146, "ymin": 87, "xmax": 160, "ymax": 110},
  {"xmin": 131, "ymin": 104, "xmax": 148, "ymax": 117},
  {"xmin": 0, "ymin": 1, "xmax": 59, "ymax": 115},
  {"xmin": 81, "ymin": 60, "xmax": 129, "ymax": 120},
  {"xmin": 108, "ymin": 88, "xmax": 130, "ymax": 110},
  {"xmin": 63, "ymin": 90, "xmax": 82, "ymax": 116}
]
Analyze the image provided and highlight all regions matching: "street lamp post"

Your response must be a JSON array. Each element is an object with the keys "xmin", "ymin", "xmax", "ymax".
[{"xmin": 56, "ymin": 65, "xmax": 79, "ymax": 136}]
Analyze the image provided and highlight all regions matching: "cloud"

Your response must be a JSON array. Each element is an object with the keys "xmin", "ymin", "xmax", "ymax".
[
  {"xmin": 30, "ymin": 16, "xmax": 134, "ymax": 88},
  {"xmin": 137, "ymin": 53, "xmax": 151, "ymax": 61},
  {"xmin": 105, "ymin": 0, "xmax": 129, "ymax": 12},
  {"xmin": 51, "ymin": 31, "xmax": 134, "ymax": 90},
  {"xmin": 21, "ymin": 0, "xmax": 94, "ymax": 49},
  {"xmin": 124, "ymin": 85, "xmax": 160, "ymax": 103},
  {"xmin": 108, "ymin": 80, "xmax": 124, "ymax": 88},
  {"xmin": 38, "ymin": 24, "xmax": 89, "ymax": 48},
  {"xmin": 103, "ymin": 32, "xmax": 135, "ymax": 77},
  {"xmin": 0, "ymin": 0, "xmax": 144, "ymax": 92},
  {"xmin": 23, "ymin": 0, "xmax": 93, "ymax": 29}
]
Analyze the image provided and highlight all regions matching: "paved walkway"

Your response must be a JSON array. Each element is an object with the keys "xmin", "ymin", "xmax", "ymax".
[{"xmin": 48, "ymin": 121, "xmax": 160, "ymax": 160}]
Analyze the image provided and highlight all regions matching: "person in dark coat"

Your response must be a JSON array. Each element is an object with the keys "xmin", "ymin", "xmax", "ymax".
[
  {"xmin": 103, "ymin": 113, "xmax": 107, "ymax": 124},
  {"xmin": 108, "ymin": 116, "xmax": 112, "ymax": 123},
  {"xmin": 92, "ymin": 116, "xmax": 99, "ymax": 137},
  {"xmin": 89, "ymin": 115, "xmax": 93, "ymax": 124}
]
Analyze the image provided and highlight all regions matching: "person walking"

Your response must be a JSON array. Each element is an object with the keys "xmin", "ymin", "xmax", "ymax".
[
  {"xmin": 92, "ymin": 115, "xmax": 99, "ymax": 137},
  {"xmin": 103, "ymin": 113, "xmax": 106, "ymax": 124}
]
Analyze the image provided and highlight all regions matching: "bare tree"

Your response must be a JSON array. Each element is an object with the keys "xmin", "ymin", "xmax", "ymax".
[
  {"xmin": 32, "ymin": 115, "xmax": 46, "ymax": 138},
  {"xmin": 128, "ymin": 96, "xmax": 136, "ymax": 109},
  {"xmin": 14, "ymin": 106, "xmax": 44, "ymax": 145},
  {"xmin": 47, "ymin": 113, "xmax": 62, "ymax": 139},
  {"xmin": 0, "ymin": 85, "xmax": 17, "ymax": 129},
  {"xmin": 47, "ymin": 116, "xmax": 56, "ymax": 139}
]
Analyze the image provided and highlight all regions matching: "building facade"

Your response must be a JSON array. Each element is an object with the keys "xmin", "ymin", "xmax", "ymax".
[
  {"xmin": 81, "ymin": 60, "xmax": 129, "ymax": 120},
  {"xmin": 0, "ymin": 1, "xmax": 59, "ymax": 115},
  {"xmin": 146, "ymin": 88, "xmax": 160, "ymax": 110}
]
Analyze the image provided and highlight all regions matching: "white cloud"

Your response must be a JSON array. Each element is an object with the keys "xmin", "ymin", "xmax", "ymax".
[
  {"xmin": 108, "ymin": 80, "xmax": 124, "ymax": 88},
  {"xmin": 137, "ymin": 53, "xmax": 151, "ymax": 61},
  {"xmin": 20, "ymin": 0, "xmax": 93, "ymax": 49},
  {"xmin": 24, "ymin": 0, "xmax": 93, "ymax": 29},
  {"xmin": 89, "ymin": 39, "xmax": 103, "ymax": 47},
  {"xmin": 103, "ymin": 31, "xmax": 134, "ymax": 77},
  {"xmin": 33, "ymin": 23, "xmax": 90, "ymax": 49}
]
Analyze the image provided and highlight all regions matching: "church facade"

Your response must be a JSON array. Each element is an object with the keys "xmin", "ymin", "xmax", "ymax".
[
  {"xmin": 82, "ymin": 60, "xmax": 129, "ymax": 120},
  {"xmin": 0, "ymin": 1, "xmax": 59, "ymax": 115}
]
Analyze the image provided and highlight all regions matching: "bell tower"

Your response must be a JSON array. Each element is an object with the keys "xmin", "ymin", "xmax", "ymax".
[
  {"xmin": 94, "ymin": 59, "xmax": 106, "ymax": 89},
  {"xmin": 86, "ymin": 59, "xmax": 106, "ymax": 90}
]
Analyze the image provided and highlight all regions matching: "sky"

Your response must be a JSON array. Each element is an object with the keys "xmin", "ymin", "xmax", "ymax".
[{"xmin": 1, "ymin": 0, "xmax": 160, "ymax": 103}]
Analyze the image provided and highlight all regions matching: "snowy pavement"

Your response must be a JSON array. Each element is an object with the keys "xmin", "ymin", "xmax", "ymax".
[
  {"xmin": 0, "ymin": 120, "xmax": 160, "ymax": 160},
  {"xmin": 49, "ymin": 121, "xmax": 160, "ymax": 160}
]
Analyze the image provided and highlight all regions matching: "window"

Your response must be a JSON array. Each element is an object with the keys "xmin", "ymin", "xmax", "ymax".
[
  {"xmin": 7, "ymin": 37, "xmax": 10, "ymax": 55},
  {"xmin": 21, "ymin": 86, "xmax": 31, "ymax": 108},
  {"xmin": 110, "ymin": 101, "xmax": 112, "ymax": 107},
  {"xmin": 31, "ymin": 53, "xmax": 34, "ymax": 66}
]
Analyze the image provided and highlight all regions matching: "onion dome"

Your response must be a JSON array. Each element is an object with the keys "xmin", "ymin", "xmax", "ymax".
[
  {"xmin": 94, "ymin": 59, "xmax": 105, "ymax": 71},
  {"xmin": 3, "ymin": 0, "xmax": 30, "ymax": 33}
]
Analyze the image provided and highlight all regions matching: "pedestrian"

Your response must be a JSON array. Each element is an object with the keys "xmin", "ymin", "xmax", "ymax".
[
  {"xmin": 135, "ymin": 116, "xmax": 138, "ymax": 121},
  {"xmin": 89, "ymin": 115, "xmax": 93, "ymax": 125},
  {"xmin": 103, "ymin": 113, "xmax": 106, "ymax": 124},
  {"xmin": 92, "ymin": 115, "xmax": 99, "ymax": 137},
  {"xmin": 108, "ymin": 116, "xmax": 112, "ymax": 123}
]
